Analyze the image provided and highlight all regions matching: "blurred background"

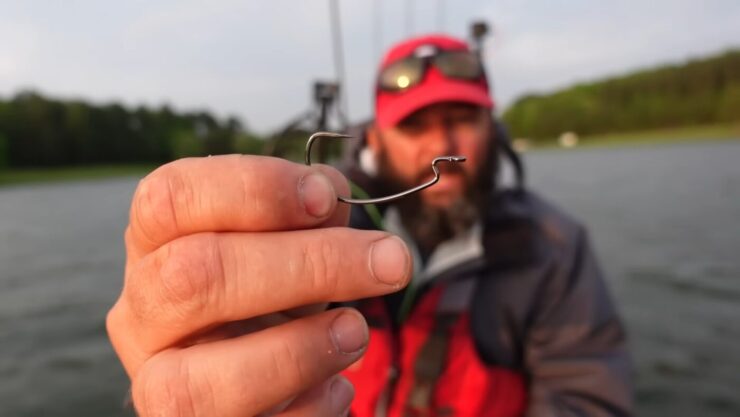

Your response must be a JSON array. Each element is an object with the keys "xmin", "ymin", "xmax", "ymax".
[{"xmin": 1, "ymin": 0, "xmax": 739, "ymax": 416}]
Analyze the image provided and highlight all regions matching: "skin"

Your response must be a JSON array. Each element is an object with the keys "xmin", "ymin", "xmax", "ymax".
[
  {"xmin": 107, "ymin": 102, "xmax": 490, "ymax": 417},
  {"xmin": 367, "ymin": 102, "xmax": 492, "ymax": 209},
  {"xmin": 107, "ymin": 156, "xmax": 412, "ymax": 417}
]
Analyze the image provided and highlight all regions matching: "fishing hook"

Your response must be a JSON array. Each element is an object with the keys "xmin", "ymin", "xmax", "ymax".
[{"xmin": 305, "ymin": 131, "xmax": 466, "ymax": 205}]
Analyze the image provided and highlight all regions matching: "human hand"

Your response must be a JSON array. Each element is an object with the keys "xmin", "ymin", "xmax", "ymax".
[{"xmin": 106, "ymin": 155, "xmax": 412, "ymax": 416}]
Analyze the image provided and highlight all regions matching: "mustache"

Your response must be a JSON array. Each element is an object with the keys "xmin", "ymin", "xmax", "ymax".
[{"xmin": 415, "ymin": 159, "xmax": 469, "ymax": 184}]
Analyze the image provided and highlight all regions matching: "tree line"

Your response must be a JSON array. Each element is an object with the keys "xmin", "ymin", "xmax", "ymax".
[
  {"xmin": 502, "ymin": 49, "xmax": 740, "ymax": 141},
  {"xmin": 3, "ymin": 48, "xmax": 737, "ymax": 169},
  {"xmin": 0, "ymin": 91, "xmax": 264, "ymax": 169}
]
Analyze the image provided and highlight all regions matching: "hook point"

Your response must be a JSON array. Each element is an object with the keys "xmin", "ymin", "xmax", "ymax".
[{"xmin": 310, "ymin": 131, "xmax": 353, "ymax": 140}]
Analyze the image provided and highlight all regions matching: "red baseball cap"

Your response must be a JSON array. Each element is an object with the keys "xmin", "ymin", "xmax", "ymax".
[{"xmin": 375, "ymin": 34, "xmax": 493, "ymax": 129}]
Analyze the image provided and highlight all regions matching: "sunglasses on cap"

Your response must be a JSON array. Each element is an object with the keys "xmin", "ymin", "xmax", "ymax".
[{"xmin": 377, "ymin": 46, "xmax": 484, "ymax": 92}]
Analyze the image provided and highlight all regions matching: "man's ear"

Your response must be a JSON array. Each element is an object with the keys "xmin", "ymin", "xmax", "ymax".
[{"xmin": 360, "ymin": 125, "xmax": 382, "ymax": 177}]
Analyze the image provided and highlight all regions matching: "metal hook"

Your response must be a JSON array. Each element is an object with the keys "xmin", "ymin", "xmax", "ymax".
[{"xmin": 305, "ymin": 131, "xmax": 466, "ymax": 205}]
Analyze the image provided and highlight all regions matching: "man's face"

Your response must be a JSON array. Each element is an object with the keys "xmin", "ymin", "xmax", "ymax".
[{"xmin": 368, "ymin": 102, "xmax": 492, "ymax": 209}]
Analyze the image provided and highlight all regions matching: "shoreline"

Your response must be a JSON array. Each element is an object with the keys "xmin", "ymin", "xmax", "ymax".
[
  {"xmin": 516, "ymin": 123, "xmax": 740, "ymax": 152},
  {"xmin": 0, "ymin": 164, "xmax": 156, "ymax": 188},
  {"xmin": 2, "ymin": 124, "xmax": 739, "ymax": 187}
]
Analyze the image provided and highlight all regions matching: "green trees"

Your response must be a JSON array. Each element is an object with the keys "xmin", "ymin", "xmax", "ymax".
[
  {"xmin": 0, "ymin": 133, "xmax": 8, "ymax": 168},
  {"xmin": 0, "ymin": 91, "xmax": 263, "ymax": 168},
  {"xmin": 502, "ymin": 49, "xmax": 740, "ymax": 141}
]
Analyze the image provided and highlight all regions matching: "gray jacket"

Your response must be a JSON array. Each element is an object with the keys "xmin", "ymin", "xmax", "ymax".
[{"xmin": 339, "ymin": 121, "xmax": 633, "ymax": 417}]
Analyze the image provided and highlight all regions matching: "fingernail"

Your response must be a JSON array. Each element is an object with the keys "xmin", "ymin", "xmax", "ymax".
[
  {"xmin": 369, "ymin": 235, "xmax": 410, "ymax": 286},
  {"xmin": 330, "ymin": 310, "xmax": 368, "ymax": 354},
  {"xmin": 299, "ymin": 172, "xmax": 335, "ymax": 218},
  {"xmin": 330, "ymin": 376, "xmax": 355, "ymax": 416}
]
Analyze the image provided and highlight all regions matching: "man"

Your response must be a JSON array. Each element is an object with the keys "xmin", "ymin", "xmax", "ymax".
[
  {"xmin": 336, "ymin": 34, "xmax": 632, "ymax": 417},
  {"xmin": 106, "ymin": 34, "xmax": 631, "ymax": 417}
]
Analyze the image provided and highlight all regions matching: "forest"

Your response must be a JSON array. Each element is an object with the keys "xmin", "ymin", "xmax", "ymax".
[
  {"xmin": 502, "ymin": 49, "xmax": 740, "ymax": 141},
  {"xmin": 0, "ymin": 92, "xmax": 263, "ymax": 168},
  {"xmin": 2, "ymin": 49, "xmax": 738, "ymax": 170}
]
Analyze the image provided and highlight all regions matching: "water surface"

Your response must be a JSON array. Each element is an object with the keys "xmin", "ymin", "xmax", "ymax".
[{"xmin": 1, "ymin": 140, "xmax": 739, "ymax": 416}]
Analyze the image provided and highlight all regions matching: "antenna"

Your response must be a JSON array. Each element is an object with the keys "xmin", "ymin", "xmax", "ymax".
[
  {"xmin": 470, "ymin": 20, "xmax": 490, "ymax": 58},
  {"xmin": 329, "ymin": 0, "xmax": 349, "ymax": 124},
  {"xmin": 374, "ymin": 0, "xmax": 383, "ymax": 62}
]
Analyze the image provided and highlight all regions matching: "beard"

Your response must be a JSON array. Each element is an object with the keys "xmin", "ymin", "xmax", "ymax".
[{"xmin": 375, "ymin": 146, "xmax": 495, "ymax": 256}]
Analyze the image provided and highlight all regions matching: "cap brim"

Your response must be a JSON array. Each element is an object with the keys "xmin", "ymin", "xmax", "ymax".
[{"xmin": 376, "ymin": 77, "xmax": 493, "ymax": 129}]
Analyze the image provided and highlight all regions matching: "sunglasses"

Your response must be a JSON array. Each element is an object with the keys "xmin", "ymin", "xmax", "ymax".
[{"xmin": 377, "ymin": 48, "xmax": 484, "ymax": 92}]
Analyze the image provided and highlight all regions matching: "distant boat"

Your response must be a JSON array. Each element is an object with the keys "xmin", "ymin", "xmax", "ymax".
[{"xmin": 559, "ymin": 132, "xmax": 579, "ymax": 148}]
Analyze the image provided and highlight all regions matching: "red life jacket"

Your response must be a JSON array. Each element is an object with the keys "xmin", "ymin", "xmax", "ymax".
[{"xmin": 342, "ymin": 282, "xmax": 527, "ymax": 417}]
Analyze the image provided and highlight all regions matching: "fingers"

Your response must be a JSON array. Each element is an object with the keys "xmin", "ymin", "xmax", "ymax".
[
  {"xmin": 126, "ymin": 155, "xmax": 350, "ymax": 260},
  {"xmin": 117, "ymin": 227, "xmax": 411, "ymax": 358},
  {"xmin": 312, "ymin": 165, "xmax": 351, "ymax": 229},
  {"xmin": 131, "ymin": 309, "xmax": 364, "ymax": 417},
  {"xmin": 273, "ymin": 376, "xmax": 354, "ymax": 417}
]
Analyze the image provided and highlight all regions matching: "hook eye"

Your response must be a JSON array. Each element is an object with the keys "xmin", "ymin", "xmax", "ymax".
[
  {"xmin": 434, "ymin": 156, "xmax": 467, "ymax": 164},
  {"xmin": 305, "ymin": 131, "xmax": 466, "ymax": 205}
]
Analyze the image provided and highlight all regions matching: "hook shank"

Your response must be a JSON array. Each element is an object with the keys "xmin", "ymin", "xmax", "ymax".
[{"xmin": 305, "ymin": 131, "xmax": 466, "ymax": 205}]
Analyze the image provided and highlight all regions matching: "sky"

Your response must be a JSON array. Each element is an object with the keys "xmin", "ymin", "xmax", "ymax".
[{"xmin": 1, "ymin": 0, "xmax": 739, "ymax": 133}]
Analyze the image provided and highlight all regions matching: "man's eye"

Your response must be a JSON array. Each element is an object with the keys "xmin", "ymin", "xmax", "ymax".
[
  {"xmin": 398, "ymin": 119, "xmax": 427, "ymax": 134},
  {"xmin": 449, "ymin": 113, "xmax": 479, "ymax": 125}
]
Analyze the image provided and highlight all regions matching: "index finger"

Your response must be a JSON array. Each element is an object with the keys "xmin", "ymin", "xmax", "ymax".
[{"xmin": 126, "ymin": 155, "xmax": 350, "ymax": 260}]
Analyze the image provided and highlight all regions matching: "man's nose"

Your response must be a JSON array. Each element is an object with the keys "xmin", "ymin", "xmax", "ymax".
[{"xmin": 423, "ymin": 125, "xmax": 457, "ymax": 158}]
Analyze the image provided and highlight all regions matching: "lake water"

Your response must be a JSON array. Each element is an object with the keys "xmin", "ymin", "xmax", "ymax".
[{"xmin": 1, "ymin": 139, "xmax": 739, "ymax": 416}]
